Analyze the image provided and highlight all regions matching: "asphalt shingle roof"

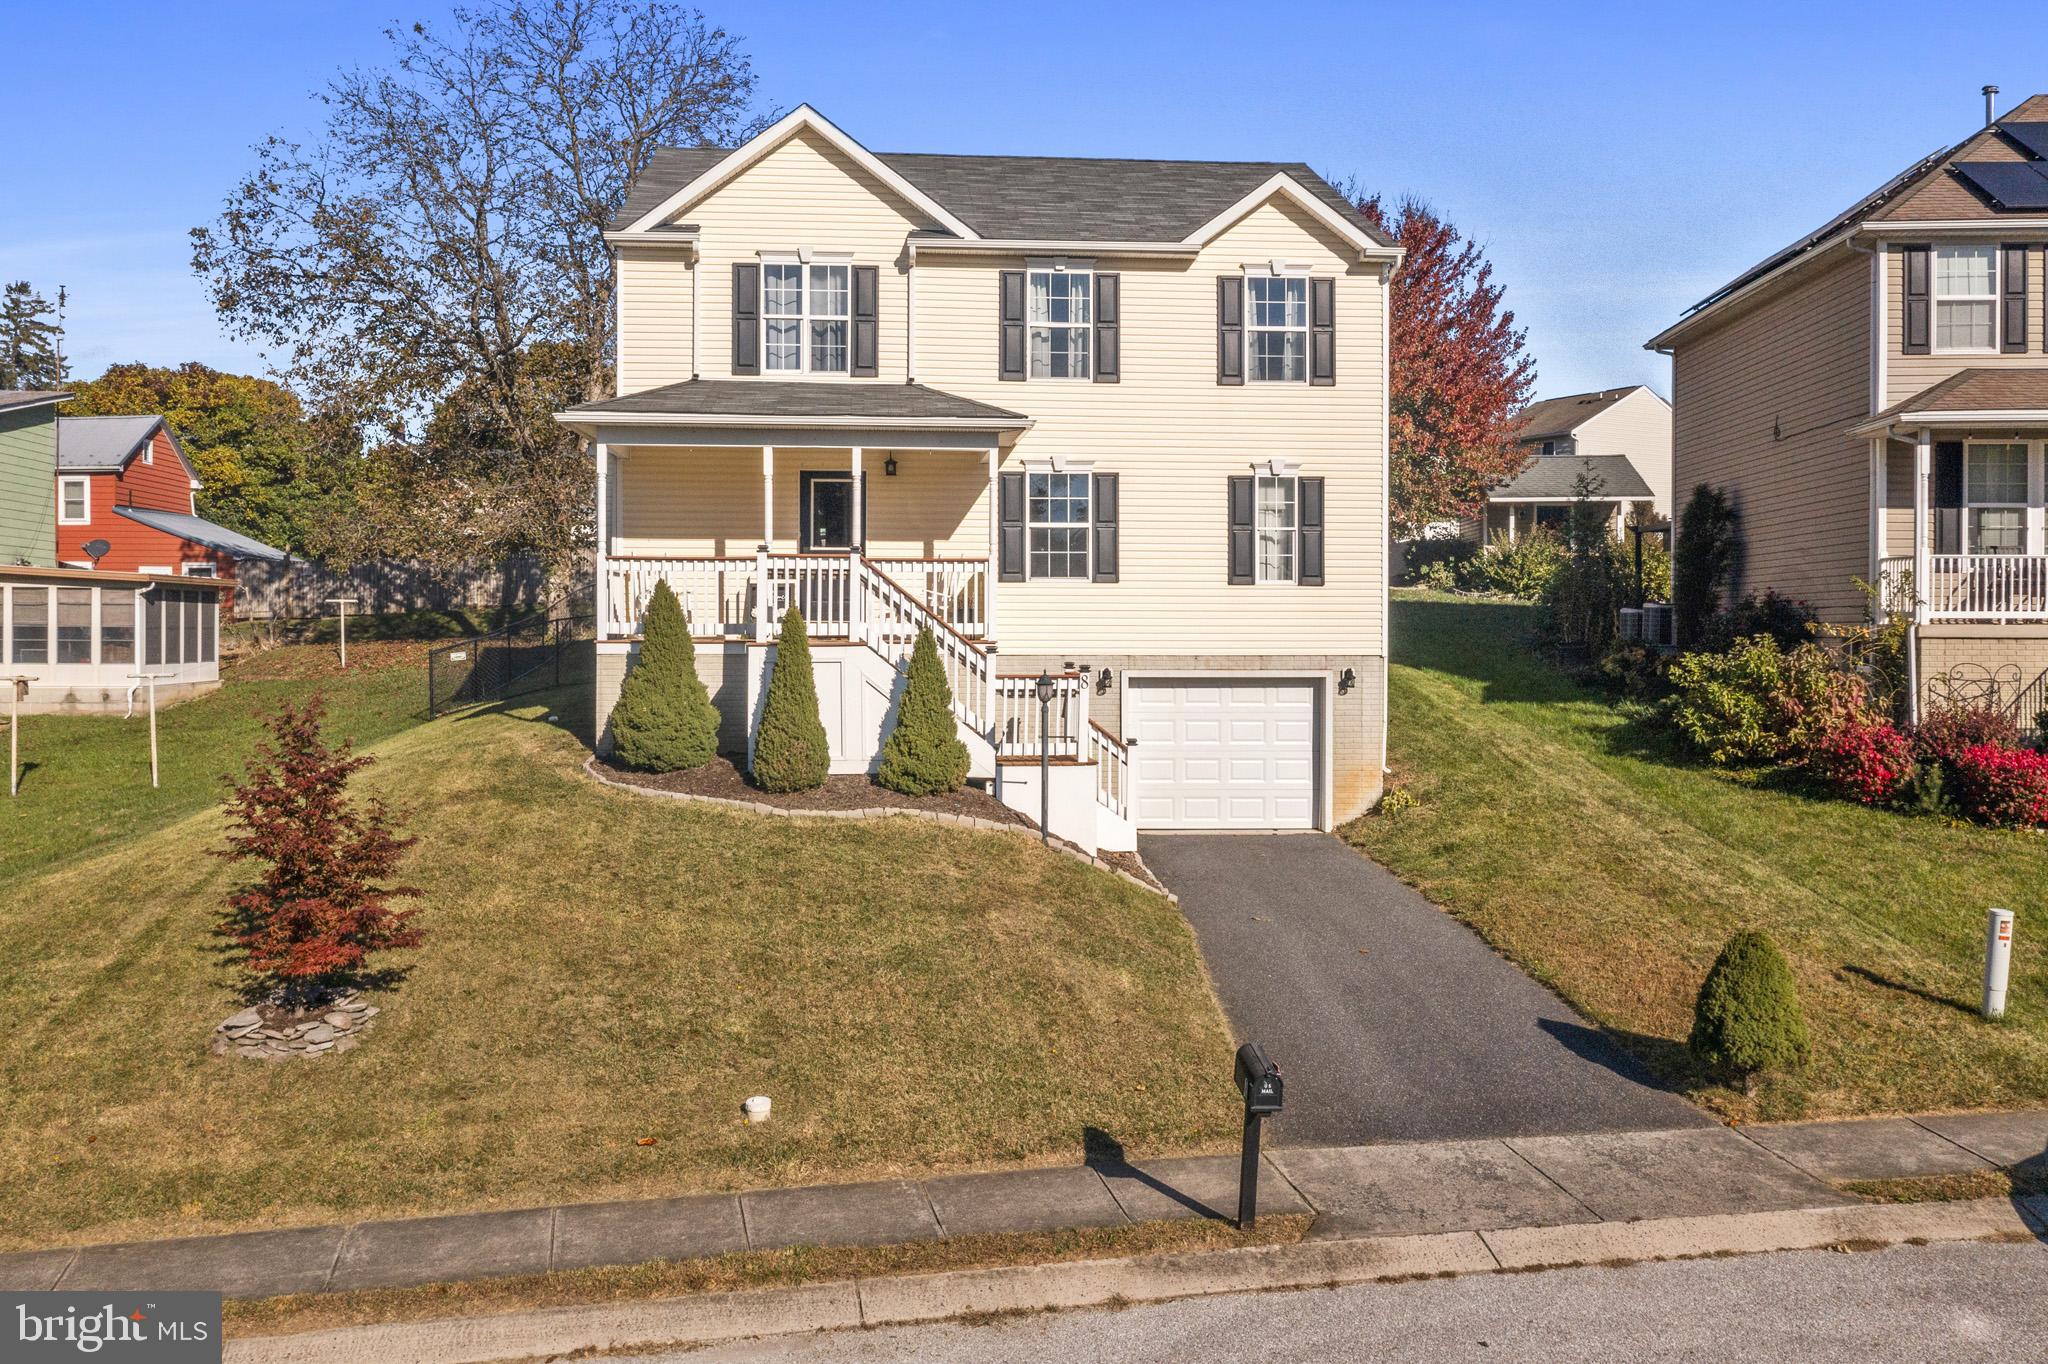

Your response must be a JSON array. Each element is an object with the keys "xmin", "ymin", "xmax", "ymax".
[
  {"xmin": 1492, "ymin": 454, "xmax": 1653, "ymax": 501},
  {"xmin": 56, "ymin": 415, "xmax": 165, "ymax": 471},
  {"xmin": 1515, "ymin": 388, "xmax": 1641, "ymax": 442},
  {"xmin": 609, "ymin": 145, "xmax": 1392, "ymax": 246},
  {"xmin": 110, "ymin": 506, "xmax": 287, "ymax": 562},
  {"xmin": 563, "ymin": 378, "xmax": 1028, "ymax": 425},
  {"xmin": 0, "ymin": 389, "xmax": 71, "ymax": 415},
  {"xmin": 1867, "ymin": 367, "xmax": 2048, "ymax": 422}
]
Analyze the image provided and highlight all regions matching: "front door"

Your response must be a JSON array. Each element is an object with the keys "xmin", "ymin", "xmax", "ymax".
[{"xmin": 802, "ymin": 471, "xmax": 856, "ymax": 552}]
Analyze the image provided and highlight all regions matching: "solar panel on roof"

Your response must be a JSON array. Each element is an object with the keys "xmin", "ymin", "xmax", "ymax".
[
  {"xmin": 1994, "ymin": 122, "xmax": 2048, "ymax": 160},
  {"xmin": 1952, "ymin": 161, "xmax": 2048, "ymax": 210}
]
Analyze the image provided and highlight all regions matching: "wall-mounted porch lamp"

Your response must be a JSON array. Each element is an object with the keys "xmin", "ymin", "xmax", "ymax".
[
  {"xmin": 1339, "ymin": 667, "xmax": 1356, "ymax": 694},
  {"xmin": 883, "ymin": 455, "xmax": 898, "ymax": 477}
]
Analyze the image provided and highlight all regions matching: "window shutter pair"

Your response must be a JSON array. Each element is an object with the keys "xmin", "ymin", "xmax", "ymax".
[
  {"xmin": 731, "ymin": 263, "xmax": 879, "ymax": 376},
  {"xmin": 1901, "ymin": 246, "xmax": 1930, "ymax": 355},
  {"xmin": 1217, "ymin": 277, "xmax": 1335, "ymax": 383},
  {"xmin": 2001, "ymin": 245, "xmax": 2029, "ymax": 353},
  {"xmin": 998, "ymin": 271, "xmax": 1120, "ymax": 381},
  {"xmin": 1226, "ymin": 476, "xmax": 1324, "ymax": 585},
  {"xmin": 996, "ymin": 470, "xmax": 1119, "ymax": 582},
  {"xmin": 1933, "ymin": 440, "xmax": 1964, "ymax": 556}
]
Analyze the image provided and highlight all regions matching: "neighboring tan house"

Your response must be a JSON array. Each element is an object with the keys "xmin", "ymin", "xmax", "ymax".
[
  {"xmin": 1469, "ymin": 385, "xmax": 1672, "ymax": 542},
  {"xmin": 54, "ymin": 415, "xmax": 285, "ymax": 607},
  {"xmin": 1649, "ymin": 93, "xmax": 2048, "ymax": 728},
  {"xmin": 0, "ymin": 397, "xmax": 227, "ymax": 713},
  {"xmin": 558, "ymin": 106, "xmax": 1401, "ymax": 850}
]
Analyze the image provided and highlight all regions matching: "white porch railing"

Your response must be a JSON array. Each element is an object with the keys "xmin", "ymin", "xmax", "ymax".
[
  {"xmin": 869, "ymin": 558, "xmax": 988, "ymax": 638},
  {"xmin": 1880, "ymin": 554, "xmax": 2048, "ymax": 622},
  {"xmin": 993, "ymin": 672, "xmax": 1087, "ymax": 760},
  {"xmin": 1087, "ymin": 720, "xmax": 1130, "ymax": 817},
  {"xmin": 604, "ymin": 554, "xmax": 990, "ymax": 640},
  {"xmin": 606, "ymin": 557, "xmax": 755, "ymax": 637}
]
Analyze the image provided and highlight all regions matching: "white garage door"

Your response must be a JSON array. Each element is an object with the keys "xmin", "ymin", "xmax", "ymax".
[{"xmin": 1127, "ymin": 679, "xmax": 1318, "ymax": 829}]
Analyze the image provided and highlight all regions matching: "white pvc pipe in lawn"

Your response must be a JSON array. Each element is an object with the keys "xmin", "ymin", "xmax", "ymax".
[{"xmin": 1983, "ymin": 909, "xmax": 2014, "ymax": 1021}]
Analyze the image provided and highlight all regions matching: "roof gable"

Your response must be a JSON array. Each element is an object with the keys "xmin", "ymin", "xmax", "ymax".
[{"xmin": 1515, "ymin": 387, "xmax": 1644, "ymax": 441}]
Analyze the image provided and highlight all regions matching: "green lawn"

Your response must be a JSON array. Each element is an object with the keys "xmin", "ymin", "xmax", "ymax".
[
  {"xmin": 1347, "ymin": 592, "xmax": 2048, "ymax": 1122},
  {"xmin": 0, "ymin": 685, "xmax": 1235, "ymax": 1250},
  {"xmin": 1, "ymin": 642, "xmax": 430, "ymax": 885}
]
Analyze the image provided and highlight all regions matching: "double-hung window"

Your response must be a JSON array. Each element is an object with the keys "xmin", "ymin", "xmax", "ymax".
[
  {"xmin": 1027, "ymin": 471, "xmax": 1091, "ymax": 578},
  {"xmin": 763, "ymin": 261, "xmax": 850, "ymax": 373},
  {"xmin": 1247, "ymin": 275, "xmax": 1308, "ymax": 382},
  {"xmin": 1964, "ymin": 441, "xmax": 2028, "ymax": 555},
  {"xmin": 1933, "ymin": 245, "xmax": 1999, "ymax": 352},
  {"xmin": 1256, "ymin": 475, "xmax": 1298, "ymax": 582},
  {"xmin": 58, "ymin": 477, "xmax": 88, "ymax": 524},
  {"xmin": 1028, "ymin": 269, "xmax": 1091, "ymax": 378}
]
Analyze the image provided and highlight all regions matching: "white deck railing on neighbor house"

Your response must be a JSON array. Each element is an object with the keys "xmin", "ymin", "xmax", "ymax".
[{"xmin": 1880, "ymin": 554, "xmax": 2048, "ymax": 622}]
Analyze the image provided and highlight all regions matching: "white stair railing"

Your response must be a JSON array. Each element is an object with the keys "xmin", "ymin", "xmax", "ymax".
[
  {"xmin": 866, "ymin": 558, "xmax": 988, "ymax": 637},
  {"xmin": 992, "ymin": 673, "xmax": 1086, "ymax": 759},
  {"xmin": 856, "ymin": 556, "xmax": 993, "ymax": 733},
  {"xmin": 1086, "ymin": 720, "xmax": 1130, "ymax": 817}
]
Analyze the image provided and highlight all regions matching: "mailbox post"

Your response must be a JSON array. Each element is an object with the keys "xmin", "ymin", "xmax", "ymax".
[{"xmin": 1233, "ymin": 1042, "xmax": 1283, "ymax": 1229}]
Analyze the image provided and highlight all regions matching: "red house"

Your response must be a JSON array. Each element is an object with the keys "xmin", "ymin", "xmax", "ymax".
[{"xmin": 55, "ymin": 415, "xmax": 284, "ymax": 610}]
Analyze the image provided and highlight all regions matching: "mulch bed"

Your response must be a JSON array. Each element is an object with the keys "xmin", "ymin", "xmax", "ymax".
[
  {"xmin": 1097, "ymin": 848, "xmax": 1168, "ymax": 894},
  {"xmin": 595, "ymin": 754, "xmax": 1031, "ymax": 825}
]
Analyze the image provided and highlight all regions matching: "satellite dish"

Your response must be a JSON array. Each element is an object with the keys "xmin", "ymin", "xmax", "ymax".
[{"xmin": 83, "ymin": 539, "xmax": 111, "ymax": 563}]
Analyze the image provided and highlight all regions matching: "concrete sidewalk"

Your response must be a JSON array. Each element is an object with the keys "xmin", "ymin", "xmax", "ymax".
[{"xmin": 4, "ymin": 1110, "xmax": 2043, "ymax": 1301}]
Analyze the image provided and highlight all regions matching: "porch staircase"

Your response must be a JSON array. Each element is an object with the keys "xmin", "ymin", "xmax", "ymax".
[{"xmin": 767, "ymin": 556, "xmax": 1132, "ymax": 853}]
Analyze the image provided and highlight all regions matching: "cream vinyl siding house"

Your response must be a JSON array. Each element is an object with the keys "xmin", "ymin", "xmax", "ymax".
[
  {"xmin": 566, "ymin": 106, "xmax": 1400, "ymax": 843},
  {"xmin": 1651, "ymin": 93, "xmax": 2048, "ymax": 731},
  {"xmin": 1472, "ymin": 385, "xmax": 1672, "ymax": 544}
]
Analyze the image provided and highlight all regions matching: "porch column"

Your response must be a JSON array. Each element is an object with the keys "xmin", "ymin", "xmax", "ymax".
[
  {"xmin": 850, "ymin": 446, "xmax": 864, "ymax": 553},
  {"xmin": 757, "ymin": 445, "xmax": 775, "ymax": 643},
  {"xmin": 593, "ymin": 441, "xmax": 610, "ymax": 638},
  {"xmin": 986, "ymin": 446, "xmax": 1000, "ymax": 642},
  {"xmin": 1867, "ymin": 437, "xmax": 1884, "ymax": 590},
  {"xmin": 761, "ymin": 445, "xmax": 776, "ymax": 550},
  {"xmin": 1912, "ymin": 427, "xmax": 1931, "ymax": 625},
  {"xmin": 849, "ymin": 445, "xmax": 865, "ymax": 644}
]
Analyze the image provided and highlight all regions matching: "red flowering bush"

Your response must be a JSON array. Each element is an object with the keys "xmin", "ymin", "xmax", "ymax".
[
  {"xmin": 1912, "ymin": 705, "xmax": 2021, "ymax": 771},
  {"xmin": 1948, "ymin": 742, "xmax": 2048, "ymax": 829},
  {"xmin": 1810, "ymin": 721, "xmax": 1915, "ymax": 806}
]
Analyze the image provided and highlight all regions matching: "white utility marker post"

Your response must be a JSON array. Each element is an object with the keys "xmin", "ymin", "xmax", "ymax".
[
  {"xmin": 326, "ymin": 596, "xmax": 359, "ymax": 669},
  {"xmin": 7, "ymin": 676, "xmax": 37, "ymax": 798},
  {"xmin": 126, "ymin": 671, "xmax": 177, "ymax": 788},
  {"xmin": 1984, "ymin": 908, "xmax": 2015, "ymax": 1020}
]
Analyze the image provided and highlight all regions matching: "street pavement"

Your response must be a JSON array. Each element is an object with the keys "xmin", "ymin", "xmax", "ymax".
[
  {"xmin": 1140, "ymin": 833, "xmax": 1709, "ymax": 1145},
  {"xmin": 629, "ymin": 1238, "xmax": 2048, "ymax": 1363}
]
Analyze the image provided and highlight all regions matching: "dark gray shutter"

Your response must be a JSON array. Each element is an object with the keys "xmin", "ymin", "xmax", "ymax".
[
  {"xmin": 732, "ymin": 262, "xmax": 760, "ymax": 374},
  {"xmin": 1091, "ymin": 472, "xmax": 1119, "ymax": 581},
  {"xmin": 999, "ymin": 271, "xmax": 1026, "ymax": 381},
  {"xmin": 1309, "ymin": 278, "xmax": 1336, "ymax": 385},
  {"xmin": 851, "ymin": 265, "xmax": 879, "ymax": 376},
  {"xmin": 1934, "ymin": 440, "xmax": 1963, "ymax": 555},
  {"xmin": 999, "ymin": 471, "xmax": 1026, "ymax": 581},
  {"xmin": 1217, "ymin": 277, "xmax": 1243, "ymax": 385},
  {"xmin": 1093, "ymin": 272, "xmax": 1120, "ymax": 383},
  {"xmin": 2001, "ymin": 245, "xmax": 2028, "ymax": 353},
  {"xmin": 1227, "ymin": 475, "xmax": 1254, "ymax": 583},
  {"xmin": 1901, "ymin": 246, "xmax": 1930, "ymax": 355},
  {"xmin": 1298, "ymin": 477, "xmax": 1325, "ymax": 585}
]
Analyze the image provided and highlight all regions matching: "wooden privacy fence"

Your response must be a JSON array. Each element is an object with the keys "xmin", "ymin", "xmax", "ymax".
[{"xmin": 234, "ymin": 557, "xmax": 590, "ymax": 620}]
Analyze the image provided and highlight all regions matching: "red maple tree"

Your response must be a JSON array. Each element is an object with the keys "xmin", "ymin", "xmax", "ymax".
[
  {"xmin": 1358, "ymin": 195, "xmax": 1536, "ymax": 534},
  {"xmin": 217, "ymin": 695, "xmax": 422, "ymax": 1004}
]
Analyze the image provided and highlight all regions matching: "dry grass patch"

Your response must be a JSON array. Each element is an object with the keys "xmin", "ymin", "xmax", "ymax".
[
  {"xmin": 1348, "ymin": 593, "xmax": 2048, "ymax": 1123},
  {"xmin": 223, "ymin": 1214, "xmax": 1311, "ymax": 1338},
  {"xmin": 0, "ymin": 694, "xmax": 1237, "ymax": 1250},
  {"xmin": 1843, "ymin": 1169, "xmax": 2048, "ymax": 1203}
]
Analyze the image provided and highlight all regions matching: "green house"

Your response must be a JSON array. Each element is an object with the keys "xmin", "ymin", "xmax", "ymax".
[{"xmin": 0, "ymin": 390, "xmax": 68, "ymax": 567}]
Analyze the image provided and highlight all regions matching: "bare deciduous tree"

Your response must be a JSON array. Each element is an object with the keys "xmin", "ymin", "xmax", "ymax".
[{"xmin": 194, "ymin": 0, "xmax": 773, "ymax": 578}]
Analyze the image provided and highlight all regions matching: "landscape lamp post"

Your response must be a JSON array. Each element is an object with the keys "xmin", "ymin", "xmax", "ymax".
[{"xmin": 1035, "ymin": 671, "xmax": 1056, "ymax": 846}]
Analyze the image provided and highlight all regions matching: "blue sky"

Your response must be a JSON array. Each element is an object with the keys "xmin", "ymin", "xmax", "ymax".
[{"xmin": 6, "ymin": 2, "xmax": 2047, "ymax": 401}]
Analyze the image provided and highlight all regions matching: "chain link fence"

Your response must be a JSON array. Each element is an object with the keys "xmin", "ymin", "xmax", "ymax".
[{"xmin": 428, "ymin": 612, "xmax": 594, "ymax": 717}]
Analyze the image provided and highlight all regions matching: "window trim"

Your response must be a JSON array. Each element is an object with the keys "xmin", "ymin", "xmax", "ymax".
[
  {"xmin": 1962, "ymin": 439, "xmax": 2030, "ymax": 555},
  {"xmin": 1025, "ymin": 262, "xmax": 1093, "ymax": 381},
  {"xmin": 1243, "ymin": 266, "xmax": 1311, "ymax": 384},
  {"xmin": 58, "ymin": 476, "xmax": 90, "ymax": 525},
  {"xmin": 1931, "ymin": 244, "xmax": 2001, "ymax": 356},
  {"xmin": 760, "ymin": 254, "xmax": 854, "ymax": 376},
  {"xmin": 1254, "ymin": 471, "xmax": 1301, "ymax": 583},
  {"xmin": 1023, "ymin": 461, "xmax": 1095, "ymax": 582},
  {"xmin": 179, "ymin": 561, "xmax": 218, "ymax": 578}
]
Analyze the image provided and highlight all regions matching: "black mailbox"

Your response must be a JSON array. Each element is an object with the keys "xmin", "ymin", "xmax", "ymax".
[{"xmin": 1235, "ymin": 1042, "xmax": 1283, "ymax": 1116}]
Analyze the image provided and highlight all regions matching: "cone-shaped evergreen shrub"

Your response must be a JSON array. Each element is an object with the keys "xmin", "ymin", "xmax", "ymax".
[
  {"xmin": 877, "ymin": 627, "xmax": 970, "ymax": 795},
  {"xmin": 610, "ymin": 581, "xmax": 721, "ymax": 771},
  {"xmin": 751, "ymin": 604, "xmax": 829, "ymax": 792},
  {"xmin": 1689, "ymin": 930, "xmax": 1810, "ymax": 1086}
]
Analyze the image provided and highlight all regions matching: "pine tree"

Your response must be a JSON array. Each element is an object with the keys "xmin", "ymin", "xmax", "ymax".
[
  {"xmin": 751, "ymin": 605, "xmax": 829, "ymax": 792},
  {"xmin": 610, "ymin": 581, "xmax": 720, "ymax": 771},
  {"xmin": 215, "ymin": 695, "xmax": 422, "ymax": 1007},
  {"xmin": 877, "ymin": 627, "xmax": 970, "ymax": 795},
  {"xmin": 1674, "ymin": 484, "xmax": 1741, "ymax": 649},
  {"xmin": 1689, "ymin": 930, "xmax": 1810, "ymax": 1092},
  {"xmin": 0, "ymin": 282, "xmax": 63, "ymax": 389}
]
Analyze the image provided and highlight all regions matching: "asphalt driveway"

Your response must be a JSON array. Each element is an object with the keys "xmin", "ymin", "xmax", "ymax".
[{"xmin": 1139, "ymin": 833, "xmax": 1710, "ymax": 1146}]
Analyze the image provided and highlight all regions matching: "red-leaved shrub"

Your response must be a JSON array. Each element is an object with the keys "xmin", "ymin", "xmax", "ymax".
[
  {"xmin": 1912, "ymin": 705, "xmax": 2021, "ymax": 770},
  {"xmin": 1948, "ymin": 742, "xmax": 2048, "ymax": 829},
  {"xmin": 1810, "ymin": 721, "xmax": 1915, "ymax": 806}
]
